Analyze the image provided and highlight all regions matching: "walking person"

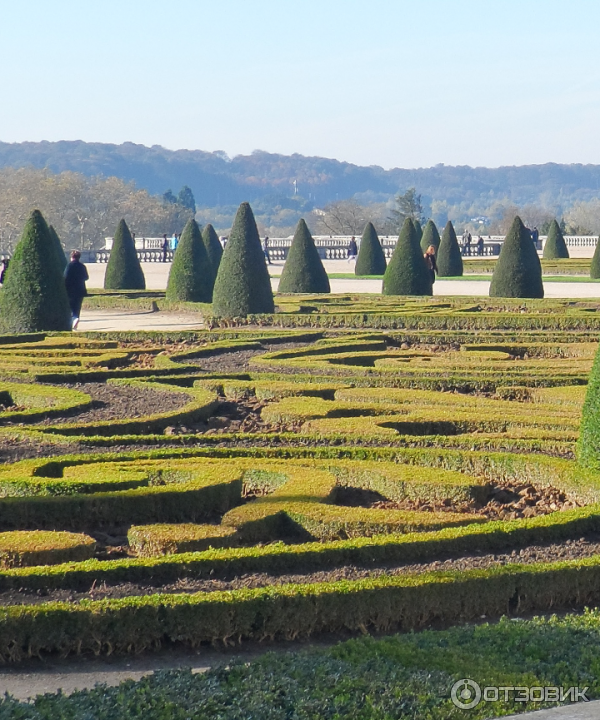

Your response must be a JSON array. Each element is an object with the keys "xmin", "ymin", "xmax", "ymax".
[
  {"xmin": 161, "ymin": 234, "xmax": 169, "ymax": 262},
  {"xmin": 347, "ymin": 236, "xmax": 358, "ymax": 262},
  {"xmin": 263, "ymin": 236, "xmax": 272, "ymax": 264},
  {"xmin": 424, "ymin": 244, "xmax": 438, "ymax": 285},
  {"xmin": 477, "ymin": 235, "xmax": 484, "ymax": 256},
  {"xmin": 64, "ymin": 250, "xmax": 88, "ymax": 330},
  {"xmin": 465, "ymin": 232, "xmax": 472, "ymax": 256},
  {"xmin": 0, "ymin": 258, "xmax": 8, "ymax": 285}
]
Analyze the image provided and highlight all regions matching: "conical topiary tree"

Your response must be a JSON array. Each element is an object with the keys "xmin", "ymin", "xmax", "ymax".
[
  {"xmin": 212, "ymin": 202, "xmax": 274, "ymax": 317},
  {"xmin": 278, "ymin": 219, "xmax": 330, "ymax": 293},
  {"xmin": 104, "ymin": 219, "xmax": 145, "ymax": 290},
  {"xmin": 591, "ymin": 236, "xmax": 600, "ymax": 279},
  {"xmin": 543, "ymin": 219, "xmax": 569, "ymax": 259},
  {"xmin": 420, "ymin": 219, "xmax": 441, "ymax": 252},
  {"xmin": 0, "ymin": 209, "xmax": 71, "ymax": 332},
  {"xmin": 437, "ymin": 221, "xmax": 463, "ymax": 277},
  {"xmin": 577, "ymin": 342, "xmax": 600, "ymax": 469},
  {"xmin": 489, "ymin": 216, "xmax": 543, "ymax": 298},
  {"xmin": 166, "ymin": 218, "xmax": 214, "ymax": 302},
  {"xmin": 414, "ymin": 219, "xmax": 423, "ymax": 245},
  {"xmin": 48, "ymin": 225, "xmax": 67, "ymax": 272},
  {"xmin": 355, "ymin": 222, "xmax": 387, "ymax": 276},
  {"xmin": 202, "ymin": 223, "xmax": 223, "ymax": 280},
  {"xmin": 383, "ymin": 218, "xmax": 433, "ymax": 296}
]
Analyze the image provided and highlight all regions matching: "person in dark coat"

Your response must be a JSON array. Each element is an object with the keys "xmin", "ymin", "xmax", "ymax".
[
  {"xmin": 347, "ymin": 236, "xmax": 358, "ymax": 262},
  {"xmin": 424, "ymin": 244, "xmax": 438, "ymax": 284},
  {"xmin": 64, "ymin": 250, "xmax": 89, "ymax": 330}
]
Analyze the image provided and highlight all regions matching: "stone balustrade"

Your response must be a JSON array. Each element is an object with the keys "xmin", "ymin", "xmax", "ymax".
[{"xmin": 2, "ymin": 233, "xmax": 593, "ymax": 264}]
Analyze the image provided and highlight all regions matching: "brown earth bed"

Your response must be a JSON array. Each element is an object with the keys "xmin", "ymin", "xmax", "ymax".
[{"xmin": 3, "ymin": 534, "xmax": 600, "ymax": 607}]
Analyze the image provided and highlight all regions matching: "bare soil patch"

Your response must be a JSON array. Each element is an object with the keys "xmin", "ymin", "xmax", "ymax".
[{"xmin": 2, "ymin": 534, "xmax": 600, "ymax": 607}]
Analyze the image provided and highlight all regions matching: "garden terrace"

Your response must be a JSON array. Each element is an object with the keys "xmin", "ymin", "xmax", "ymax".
[{"xmin": 0, "ymin": 295, "xmax": 599, "ymax": 663}]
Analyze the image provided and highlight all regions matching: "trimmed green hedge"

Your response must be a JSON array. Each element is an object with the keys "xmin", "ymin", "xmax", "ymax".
[
  {"xmin": 490, "ymin": 216, "xmax": 544, "ymax": 298},
  {"xmin": 212, "ymin": 202, "xmax": 274, "ymax": 317},
  {"xmin": 166, "ymin": 218, "xmax": 214, "ymax": 302},
  {"xmin": 104, "ymin": 219, "xmax": 146, "ymax": 290},
  {"xmin": 0, "ymin": 210, "xmax": 72, "ymax": 333},
  {"xmin": 383, "ymin": 218, "xmax": 432, "ymax": 296},
  {"xmin": 355, "ymin": 222, "xmax": 387, "ymax": 276},
  {"xmin": 0, "ymin": 530, "xmax": 95, "ymax": 568},
  {"xmin": 2, "ymin": 501, "xmax": 600, "ymax": 593},
  {"xmin": 278, "ymin": 218, "xmax": 330, "ymax": 293},
  {"xmin": 3, "ymin": 556, "xmax": 600, "ymax": 661}
]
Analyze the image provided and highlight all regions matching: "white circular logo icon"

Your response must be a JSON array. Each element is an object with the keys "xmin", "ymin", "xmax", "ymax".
[{"xmin": 451, "ymin": 679, "xmax": 482, "ymax": 709}]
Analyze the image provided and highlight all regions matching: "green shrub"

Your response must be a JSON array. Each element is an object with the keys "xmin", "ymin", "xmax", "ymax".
[
  {"xmin": 0, "ymin": 210, "xmax": 72, "ymax": 333},
  {"xmin": 355, "ymin": 222, "xmax": 387, "ymax": 276},
  {"xmin": 278, "ymin": 218, "xmax": 330, "ymax": 293},
  {"xmin": 414, "ymin": 219, "xmax": 423, "ymax": 245},
  {"xmin": 212, "ymin": 202, "xmax": 274, "ymax": 317},
  {"xmin": 201, "ymin": 222, "xmax": 223, "ymax": 277},
  {"xmin": 128, "ymin": 523, "xmax": 237, "ymax": 556},
  {"xmin": 383, "ymin": 218, "xmax": 433, "ymax": 296},
  {"xmin": 543, "ymin": 219, "xmax": 569, "ymax": 259},
  {"xmin": 420, "ymin": 219, "xmax": 441, "ymax": 252},
  {"xmin": 166, "ymin": 218, "xmax": 213, "ymax": 302},
  {"xmin": 436, "ymin": 221, "xmax": 463, "ymax": 277},
  {"xmin": 0, "ymin": 530, "xmax": 95, "ymax": 568},
  {"xmin": 48, "ymin": 224, "xmax": 67, "ymax": 271},
  {"xmin": 3, "ymin": 557, "xmax": 600, "ymax": 662},
  {"xmin": 577, "ymin": 341, "xmax": 600, "ymax": 469},
  {"xmin": 591, "ymin": 236, "xmax": 600, "ymax": 279},
  {"xmin": 489, "ymin": 216, "xmax": 544, "ymax": 298},
  {"xmin": 104, "ymin": 219, "xmax": 146, "ymax": 290}
]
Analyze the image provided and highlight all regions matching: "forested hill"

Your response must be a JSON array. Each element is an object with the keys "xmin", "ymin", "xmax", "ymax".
[{"xmin": 1, "ymin": 140, "xmax": 600, "ymax": 209}]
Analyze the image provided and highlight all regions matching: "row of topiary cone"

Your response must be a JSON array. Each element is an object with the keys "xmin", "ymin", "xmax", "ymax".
[
  {"xmin": 104, "ymin": 217, "xmax": 224, "ymax": 303},
  {"xmin": 3, "ymin": 204, "xmax": 600, "ymax": 332}
]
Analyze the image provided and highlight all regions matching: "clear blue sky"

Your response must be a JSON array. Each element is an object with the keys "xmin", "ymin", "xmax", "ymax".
[{"xmin": 1, "ymin": 0, "xmax": 599, "ymax": 169}]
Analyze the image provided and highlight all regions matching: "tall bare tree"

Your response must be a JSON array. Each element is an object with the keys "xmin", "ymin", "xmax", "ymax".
[{"xmin": 0, "ymin": 168, "xmax": 190, "ymax": 253}]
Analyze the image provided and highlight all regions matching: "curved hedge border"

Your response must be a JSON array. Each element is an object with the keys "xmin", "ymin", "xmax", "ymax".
[
  {"xmin": 2, "ymin": 557, "xmax": 600, "ymax": 661},
  {"xmin": 0, "ymin": 530, "xmax": 95, "ymax": 569}
]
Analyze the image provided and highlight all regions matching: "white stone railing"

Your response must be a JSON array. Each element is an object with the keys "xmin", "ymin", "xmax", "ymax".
[{"xmin": 96, "ymin": 234, "xmax": 599, "ymax": 263}]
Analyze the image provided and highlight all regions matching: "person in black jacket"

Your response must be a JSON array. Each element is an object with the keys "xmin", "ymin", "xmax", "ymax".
[{"xmin": 64, "ymin": 251, "xmax": 89, "ymax": 330}]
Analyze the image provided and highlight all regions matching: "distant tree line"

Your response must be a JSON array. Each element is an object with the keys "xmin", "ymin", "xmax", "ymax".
[{"xmin": 0, "ymin": 168, "xmax": 192, "ymax": 253}]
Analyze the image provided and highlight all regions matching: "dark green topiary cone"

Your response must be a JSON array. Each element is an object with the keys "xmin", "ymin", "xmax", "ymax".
[
  {"xmin": 420, "ymin": 220, "xmax": 441, "ymax": 252},
  {"xmin": 278, "ymin": 219, "xmax": 330, "ymax": 293},
  {"xmin": 383, "ymin": 218, "xmax": 433, "ymax": 296},
  {"xmin": 355, "ymin": 222, "xmax": 387, "ymax": 276},
  {"xmin": 48, "ymin": 225, "xmax": 67, "ymax": 272},
  {"xmin": 489, "ymin": 216, "xmax": 544, "ymax": 298},
  {"xmin": 104, "ymin": 219, "xmax": 146, "ymax": 290},
  {"xmin": 0, "ymin": 209, "xmax": 71, "ymax": 332},
  {"xmin": 577, "ymin": 343, "xmax": 600, "ymax": 469},
  {"xmin": 437, "ymin": 221, "xmax": 463, "ymax": 277},
  {"xmin": 414, "ymin": 219, "xmax": 423, "ymax": 245},
  {"xmin": 543, "ymin": 220, "xmax": 569, "ymax": 259},
  {"xmin": 202, "ymin": 223, "xmax": 223, "ymax": 280},
  {"xmin": 166, "ymin": 218, "xmax": 214, "ymax": 302},
  {"xmin": 591, "ymin": 237, "xmax": 600, "ymax": 279},
  {"xmin": 212, "ymin": 202, "xmax": 274, "ymax": 317}
]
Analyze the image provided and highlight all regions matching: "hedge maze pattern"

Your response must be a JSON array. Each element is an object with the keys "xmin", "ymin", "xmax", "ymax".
[{"xmin": 1, "ymin": 295, "xmax": 600, "ymax": 661}]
